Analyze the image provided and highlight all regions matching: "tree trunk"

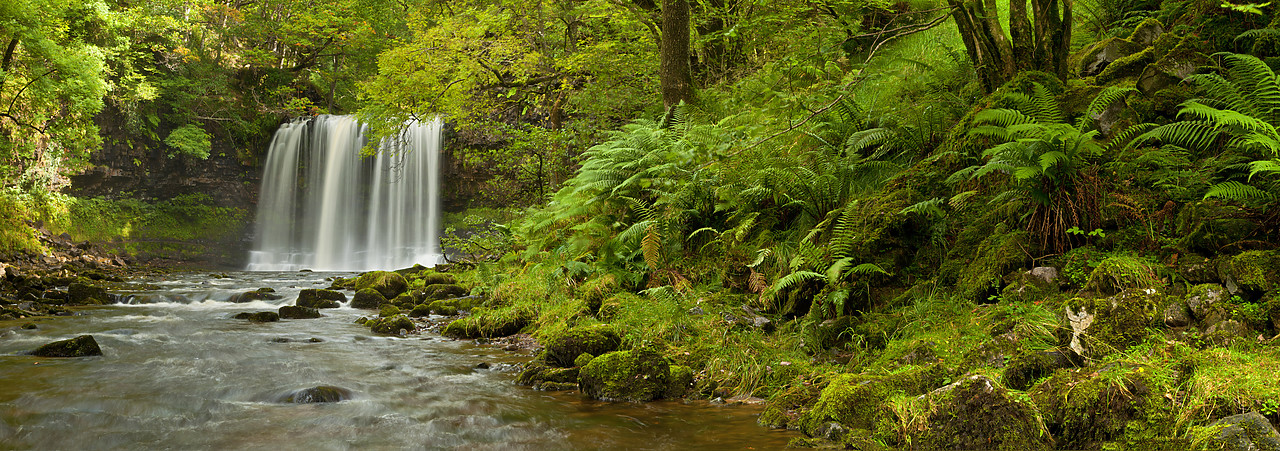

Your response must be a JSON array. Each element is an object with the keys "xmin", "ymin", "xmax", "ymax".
[
  {"xmin": 660, "ymin": 0, "xmax": 694, "ymax": 109},
  {"xmin": 951, "ymin": 0, "xmax": 1073, "ymax": 92},
  {"xmin": 949, "ymin": 0, "xmax": 1015, "ymax": 92}
]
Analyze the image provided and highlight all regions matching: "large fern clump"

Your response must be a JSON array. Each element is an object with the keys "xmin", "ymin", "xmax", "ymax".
[
  {"xmin": 1130, "ymin": 52, "xmax": 1280, "ymax": 203},
  {"xmin": 950, "ymin": 83, "xmax": 1104, "ymax": 254}
]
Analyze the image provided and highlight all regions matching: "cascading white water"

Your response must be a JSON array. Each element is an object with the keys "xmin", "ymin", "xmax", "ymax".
[{"xmin": 246, "ymin": 115, "xmax": 445, "ymax": 271}]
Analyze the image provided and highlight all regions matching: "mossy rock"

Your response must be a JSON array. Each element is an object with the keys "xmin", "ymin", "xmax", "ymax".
[
  {"xmin": 279, "ymin": 305, "xmax": 321, "ymax": 319},
  {"xmin": 353, "ymin": 271, "xmax": 409, "ymax": 298},
  {"xmin": 802, "ymin": 315, "xmax": 857, "ymax": 353},
  {"xmin": 350, "ymin": 288, "xmax": 386, "ymax": 309},
  {"xmin": 296, "ymin": 289, "xmax": 345, "ymax": 309},
  {"xmin": 799, "ymin": 365, "xmax": 949, "ymax": 436},
  {"xmin": 428, "ymin": 302, "xmax": 458, "ymax": 316},
  {"xmin": 379, "ymin": 305, "xmax": 401, "ymax": 317},
  {"xmin": 597, "ymin": 300, "xmax": 622, "ymax": 320},
  {"xmin": 914, "ymin": 375, "xmax": 1052, "ymax": 450},
  {"xmin": 234, "ymin": 311, "xmax": 280, "ymax": 322},
  {"xmin": 418, "ymin": 271, "xmax": 456, "ymax": 286},
  {"xmin": 578, "ymin": 275, "xmax": 621, "ymax": 314},
  {"xmin": 32, "ymin": 335, "xmax": 103, "ymax": 357},
  {"xmin": 1002, "ymin": 350, "xmax": 1078, "ymax": 391},
  {"xmin": 1226, "ymin": 250, "xmax": 1280, "ymax": 294},
  {"xmin": 517, "ymin": 357, "xmax": 581, "ymax": 386},
  {"xmin": 422, "ymin": 283, "xmax": 469, "ymax": 301},
  {"xmin": 228, "ymin": 287, "xmax": 282, "ymax": 303},
  {"xmin": 1084, "ymin": 255, "xmax": 1159, "ymax": 295},
  {"xmin": 1062, "ymin": 289, "xmax": 1162, "ymax": 357},
  {"xmin": 665, "ymin": 365, "xmax": 693, "ymax": 399},
  {"xmin": 1028, "ymin": 363, "xmax": 1171, "ymax": 449},
  {"xmin": 544, "ymin": 324, "xmax": 622, "ymax": 368},
  {"xmin": 760, "ymin": 383, "xmax": 825, "ymax": 429},
  {"xmin": 1206, "ymin": 411, "xmax": 1280, "ymax": 451},
  {"xmin": 368, "ymin": 314, "xmax": 414, "ymax": 335},
  {"xmin": 391, "ymin": 294, "xmax": 416, "ymax": 310},
  {"xmin": 66, "ymin": 282, "xmax": 109, "ymax": 305},
  {"xmin": 578, "ymin": 348, "xmax": 671, "ymax": 402},
  {"xmin": 1000, "ymin": 270, "xmax": 1061, "ymax": 304},
  {"xmin": 328, "ymin": 276, "xmax": 356, "ymax": 289},
  {"xmin": 573, "ymin": 352, "xmax": 594, "ymax": 368},
  {"xmin": 408, "ymin": 304, "xmax": 432, "ymax": 317},
  {"xmin": 440, "ymin": 309, "xmax": 530, "ymax": 339}
]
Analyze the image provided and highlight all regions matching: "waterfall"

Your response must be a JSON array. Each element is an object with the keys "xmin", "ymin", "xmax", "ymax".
[{"xmin": 247, "ymin": 115, "xmax": 444, "ymax": 271}]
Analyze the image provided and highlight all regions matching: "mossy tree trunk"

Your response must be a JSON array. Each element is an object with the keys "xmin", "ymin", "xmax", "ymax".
[{"xmin": 950, "ymin": 0, "xmax": 1073, "ymax": 92}]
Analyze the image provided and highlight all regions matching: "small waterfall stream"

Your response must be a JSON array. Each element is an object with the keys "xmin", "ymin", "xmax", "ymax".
[{"xmin": 247, "ymin": 116, "xmax": 444, "ymax": 271}]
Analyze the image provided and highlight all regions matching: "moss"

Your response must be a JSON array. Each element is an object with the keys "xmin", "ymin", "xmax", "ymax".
[
  {"xmin": 368, "ymin": 314, "xmax": 414, "ymax": 335},
  {"xmin": 233, "ymin": 311, "xmax": 280, "ymax": 322},
  {"xmin": 440, "ymin": 307, "xmax": 532, "ymax": 338},
  {"xmin": 914, "ymin": 375, "xmax": 1052, "ymax": 450},
  {"xmin": 578, "ymin": 274, "xmax": 620, "ymax": 314},
  {"xmin": 578, "ymin": 348, "xmax": 671, "ymax": 402},
  {"xmin": 422, "ymin": 283, "xmax": 469, "ymax": 300},
  {"xmin": 417, "ymin": 271, "xmax": 457, "ymax": 286},
  {"xmin": 379, "ymin": 305, "xmax": 402, "ymax": 317},
  {"xmin": 949, "ymin": 227, "xmax": 1029, "ymax": 302},
  {"xmin": 350, "ymin": 288, "xmax": 386, "ymax": 309},
  {"xmin": 544, "ymin": 324, "xmax": 622, "ymax": 367},
  {"xmin": 408, "ymin": 304, "xmax": 432, "ymax": 317},
  {"xmin": 1002, "ymin": 350, "xmax": 1077, "ymax": 390},
  {"xmin": 278, "ymin": 305, "xmax": 321, "ymax": 319},
  {"xmin": 1063, "ymin": 291, "xmax": 1161, "ymax": 356},
  {"xmin": 573, "ymin": 352, "xmax": 594, "ymax": 367},
  {"xmin": 797, "ymin": 365, "xmax": 949, "ymax": 436},
  {"xmin": 1227, "ymin": 250, "xmax": 1280, "ymax": 293},
  {"xmin": 1028, "ymin": 363, "xmax": 1173, "ymax": 449},
  {"xmin": 66, "ymin": 282, "xmax": 109, "ymax": 305},
  {"xmin": 665, "ymin": 365, "xmax": 693, "ymax": 399},
  {"xmin": 296, "ymin": 289, "xmax": 345, "ymax": 309},
  {"xmin": 760, "ymin": 382, "xmax": 825, "ymax": 429},
  {"xmin": 1084, "ymin": 254, "xmax": 1160, "ymax": 295},
  {"xmin": 353, "ymin": 271, "xmax": 409, "ymax": 298}
]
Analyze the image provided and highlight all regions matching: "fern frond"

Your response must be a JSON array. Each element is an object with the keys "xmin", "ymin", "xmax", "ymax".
[
  {"xmin": 826, "ymin": 257, "xmax": 856, "ymax": 281},
  {"xmin": 1131, "ymin": 121, "xmax": 1221, "ymax": 152},
  {"xmin": 1249, "ymin": 159, "xmax": 1280, "ymax": 178},
  {"xmin": 901, "ymin": 197, "xmax": 946, "ymax": 218},
  {"xmin": 850, "ymin": 263, "xmax": 892, "ymax": 276},
  {"xmin": 1087, "ymin": 86, "xmax": 1138, "ymax": 118},
  {"xmin": 1204, "ymin": 181, "xmax": 1273, "ymax": 200},
  {"xmin": 642, "ymin": 225, "xmax": 663, "ymax": 269},
  {"xmin": 766, "ymin": 271, "xmax": 827, "ymax": 299}
]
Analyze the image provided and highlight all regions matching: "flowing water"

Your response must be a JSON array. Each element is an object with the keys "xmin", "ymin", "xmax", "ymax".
[
  {"xmin": 247, "ymin": 116, "xmax": 445, "ymax": 272},
  {"xmin": 0, "ymin": 272, "xmax": 796, "ymax": 450}
]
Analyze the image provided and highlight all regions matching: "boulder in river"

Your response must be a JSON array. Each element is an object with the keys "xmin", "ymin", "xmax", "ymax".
[
  {"xmin": 350, "ymin": 288, "xmax": 386, "ymax": 309},
  {"xmin": 67, "ymin": 282, "xmax": 109, "ymax": 305},
  {"xmin": 368, "ymin": 314, "xmax": 415, "ymax": 335},
  {"xmin": 577, "ymin": 348, "xmax": 670, "ymax": 402},
  {"xmin": 229, "ymin": 288, "xmax": 283, "ymax": 303},
  {"xmin": 233, "ymin": 311, "xmax": 280, "ymax": 322},
  {"xmin": 32, "ymin": 335, "xmax": 103, "ymax": 357},
  {"xmin": 295, "ymin": 289, "xmax": 345, "ymax": 309},
  {"xmin": 280, "ymin": 385, "xmax": 353, "ymax": 403},
  {"xmin": 353, "ymin": 271, "xmax": 408, "ymax": 298},
  {"xmin": 544, "ymin": 324, "xmax": 621, "ymax": 368},
  {"xmin": 278, "ymin": 305, "xmax": 321, "ymax": 319},
  {"xmin": 422, "ymin": 283, "xmax": 468, "ymax": 301}
]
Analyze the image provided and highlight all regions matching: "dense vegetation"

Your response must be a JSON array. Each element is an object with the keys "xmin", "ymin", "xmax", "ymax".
[{"xmin": 5, "ymin": 0, "xmax": 1280, "ymax": 448}]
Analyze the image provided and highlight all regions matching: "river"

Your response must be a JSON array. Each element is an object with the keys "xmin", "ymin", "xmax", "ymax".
[{"xmin": 0, "ymin": 271, "xmax": 795, "ymax": 450}]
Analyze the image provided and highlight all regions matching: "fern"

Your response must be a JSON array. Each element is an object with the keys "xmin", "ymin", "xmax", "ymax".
[
  {"xmin": 765, "ymin": 271, "xmax": 826, "ymax": 300},
  {"xmin": 1204, "ymin": 181, "xmax": 1273, "ymax": 201}
]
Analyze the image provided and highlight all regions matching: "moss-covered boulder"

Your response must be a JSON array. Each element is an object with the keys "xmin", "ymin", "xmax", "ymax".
[
  {"xmin": 1029, "ymin": 364, "xmax": 1170, "ymax": 449},
  {"xmin": 760, "ymin": 383, "xmax": 825, "ymax": 429},
  {"xmin": 353, "ymin": 271, "xmax": 409, "ymax": 298},
  {"xmin": 296, "ymin": 289, "xmax": 345, "ymax": 309},
  {"xmin": 578, "ymin": 348, "xmax": 671, "ymax": 402},
  {"xmin": 408, "ymin": 304, "xmax": 432, "ymax": 317},
  {"xmin": 422, "ymin": 283, "xmax": 469, "ymax": 301},
  {"xmin": 378, "ymin": 305, "xmax": 401, "ymax": 317},
  {"xmin": 1226, "ymin": 250, "xmax": 1280, "ymax": 294},
  {"xmin": 418, "ymin": 271, "xmax": 456, "ymax": 286},
  {"xmin": 665, "ymin": 365, "xmax": 693, "ymax": 399},
  {"xmin": 517, "ymin": 356, "xmax": 582, "ymax": 388},
  {"xmin": 799, "ymin": 365, "xmax": 949, "ymax": 436},
  {"xmin": 1207, "ymin": 411, "xmax": 1280, "ymax": 451},
  {"xmin": 390, "ymin": 293, "xmax": 415, "ymax": 309},
  {"xmin": 1062, "ymin": 289, "xmax": 1161, "ymax": 357},
  {"xmin": 1002, "ymin": 350, "xmax": 1077, "ymax": 391},
  {"xmin": 544, "ymin": 324, "xmax": 622, "ymax": 368},
  {"xmin": 914, "ymin": 375, "xmax": 1052, "ymax": 450},
  {"xmin": 32, "ymin": 335, "xmax": 103, "ymax": 357},
  {"xmin": 439, "ymin": 309, "xmax": 530, "ymax": 338},
  {"xmin": 233, "ymin": 311, "xmax": 280, "ymax": 322},
  {"xmin": 368, "ymin": 314, "xmax": 414, "ymax": 335},
  {"xmin": 279, "ymin": 305, "xmax": 321, "ymax": 319},
  {"xmin": 350, "ymin": 288, "xmax": 386, "ymax": 309},
  {"xmin": 67, "ymin": 282, "xmax": 109, "ymax": 305}
]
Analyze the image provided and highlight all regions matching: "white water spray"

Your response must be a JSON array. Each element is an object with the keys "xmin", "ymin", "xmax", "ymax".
[{"xmin": 247, "ymin": 115, "xmax": 444, "ymax": 271}]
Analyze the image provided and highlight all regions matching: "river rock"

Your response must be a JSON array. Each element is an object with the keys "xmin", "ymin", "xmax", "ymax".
[
  {"xmin": 1208, "ymin": 411, "xmax": 1280, "ymax": 451},
  {"xmin": 418, "ymin": 272, "xmax": 456, "ymax": 286},
  {"xmin": 229, "ymin": 288, "xmax": 282, "ymax": 303},
  {"xmin": 545, "ymin": 324, "xmax": 621, "ymax": 368},
  {"xmin": 67, "ymin": 282, "xmax": 109, "ymax": 305},
  {"xmin": 578, "ymin": 348, "xmax": 671, "ymax": 402},
  {"xmin": 423, "ymin": 284, "xmax": 468, "ymax": 301},
  {"xmin": 281, "ymin": 385, "xmax": 353, "ymax": 403},
  {"xmin": 278, "ymin": 305, "xmax": 321, "ymax": 319},
  {"xmin": 368, "ymin": 314, "xmax": 414, "ymax": 335},
  {"xmin": 295, "ymin": 289, "xmax": 345, "ymax": 309},
  {"xmin": 234, "ymin": 311, "xmax": 280, "ymax": 322},
  {"xmin": 353, "ymin": 271, "xmax": 408, "ymax": 298},
  {"xmin": 33, "ymin": 335, "xmax": 103, "ymax": 357},
  {"xmin": 350, "ymin": 288, "xmax": 386, "ymax": 309}
]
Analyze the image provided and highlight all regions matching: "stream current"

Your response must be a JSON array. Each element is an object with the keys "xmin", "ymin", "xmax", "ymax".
[{"xmin": 0, "ymin": 271, "xmax": 795, "ymax": 450}]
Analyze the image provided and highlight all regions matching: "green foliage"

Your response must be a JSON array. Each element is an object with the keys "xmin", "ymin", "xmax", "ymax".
[
  {"xmin": 442, "ymin": 215, "xmax": 514, "ymax": 264},
  {"xmin": 163, "ymin": 124, "xmax": 212, "ymax": 159}
]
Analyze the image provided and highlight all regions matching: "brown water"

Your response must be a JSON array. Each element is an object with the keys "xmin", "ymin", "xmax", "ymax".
[{"xmin": 0, "ymin": 271, "xmax": 795, "ymax": 450}]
